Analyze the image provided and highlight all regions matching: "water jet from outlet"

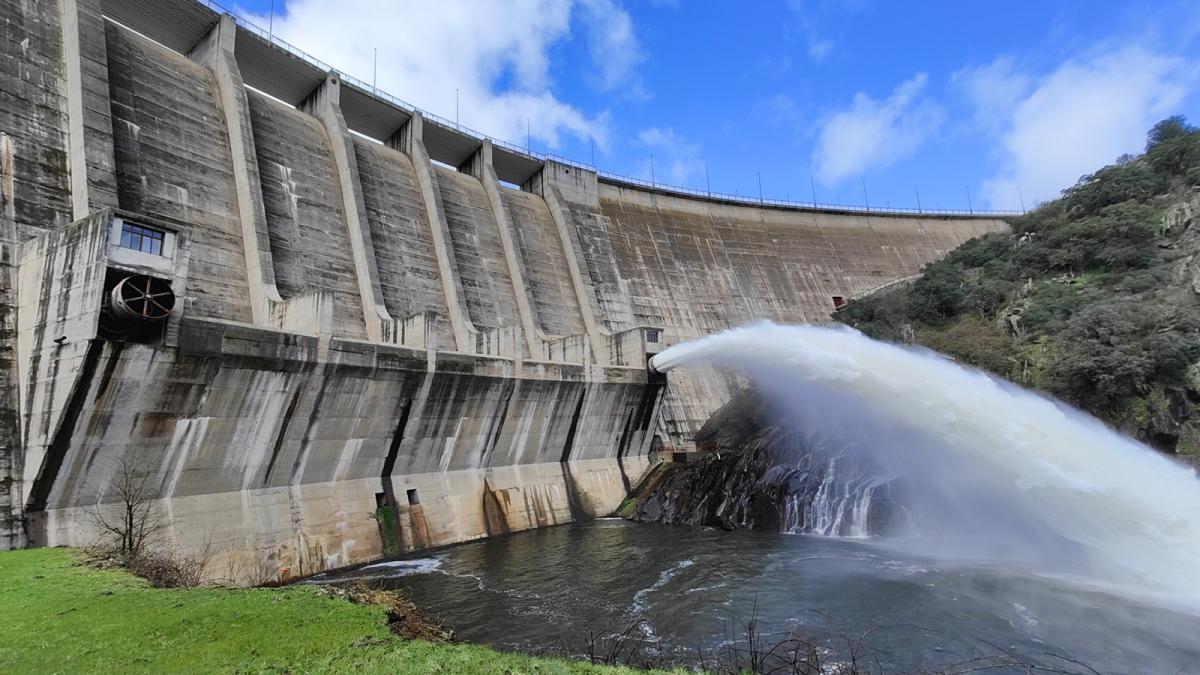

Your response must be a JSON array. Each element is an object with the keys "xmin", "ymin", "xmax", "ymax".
[{"xmin": 654, "ymin": 321, "xmax": 1200, "ymax": 610}]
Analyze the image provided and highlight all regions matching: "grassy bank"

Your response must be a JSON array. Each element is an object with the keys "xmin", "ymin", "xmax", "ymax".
[{"xmin": 0, "ymin": 547, "xmax": 635, "ymax": 674}]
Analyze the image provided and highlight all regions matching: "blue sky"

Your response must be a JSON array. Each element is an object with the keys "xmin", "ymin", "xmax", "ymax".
[{"xmin": 231, "ymin": 0, "xmax": 1200, "ymax": 211}]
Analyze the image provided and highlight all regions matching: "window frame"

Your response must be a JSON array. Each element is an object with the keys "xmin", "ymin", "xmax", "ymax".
[{"xmin": 118, "ymin": 222, "xmax": 166, "ymax": 256}]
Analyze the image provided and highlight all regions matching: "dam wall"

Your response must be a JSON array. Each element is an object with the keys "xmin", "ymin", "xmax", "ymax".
[
  {"xmin": 247, "ymin": 89, "xmax": 368, "ymax": 340},
  {"xmin": 352, "ymin": 138, "xmax": 453, "ymax": 349},
  {"xmin": 577, "ymin": 183, "xmax": 999, "ymax": 442},
  {"xmin": 434, "ymin": 165, "xmax": 522, "ymax": 337},
  {"xmin": 0, "ymin": 0, "xmax": 1008, "ymax": 576},
  {"xmin": 502, "ymin": 189, "xmax": 588, "ymax": 339}
]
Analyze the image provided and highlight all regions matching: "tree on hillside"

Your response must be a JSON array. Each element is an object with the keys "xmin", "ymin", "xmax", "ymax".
[
  {"xmin": 1146, "ymin": 116, "xmax": 1194, "ymax": 150},
  {"xmin": 1145, "ymin": 117, "xmax": 1200, "ymax": 182}
]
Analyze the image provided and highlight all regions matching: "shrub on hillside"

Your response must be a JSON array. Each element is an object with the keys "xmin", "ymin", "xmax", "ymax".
[
  {"xmin": 1043, "ymin": 302, "xmax": 1200, "ymax": 414},
  {"xmin": 918, "ymin": 316, "xmax": 1018, "ymax": 377},
  {"xmin": 836, "ymin": 288, "xmax": 910, "ymax": 342},
  {"xmin": 1010, "ymin": 200, "xmax": 1158, "ymax": 276},
  {"xmin": 944, "ymin": 232, "xmax": 1012, "ymax": 269},
  {"xmin": 1060, "ymin": 162, "xmax": 1163, "ymax": 217},
  {"xmin": 907, "ymin": 263, "xmax": 967, "ymax": 323},
  {"xmin": 1020, "ymin": 282, "xmax": 1085, "ymax": 334},
  {"xmin": 963, "ymin": 276, "xmax": 1014, "ymax": 318}
]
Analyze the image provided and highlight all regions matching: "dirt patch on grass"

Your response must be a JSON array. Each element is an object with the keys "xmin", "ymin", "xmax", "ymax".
[
  {"xmin": 323, "ymin": 582, "xmax": 454, "ymax": 642},
  {"xmin": 79, "ymin": 547, "xmax": 209, "ymax": 588}
]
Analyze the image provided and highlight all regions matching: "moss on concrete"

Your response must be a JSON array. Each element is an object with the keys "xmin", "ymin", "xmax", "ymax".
[
  {"xmin": 617, "ymin": 460, "xmax": 679, "ymax": 518},
  {"xmin": 375, "ymin": 504, "xmax": 401, "ymax": 557}
]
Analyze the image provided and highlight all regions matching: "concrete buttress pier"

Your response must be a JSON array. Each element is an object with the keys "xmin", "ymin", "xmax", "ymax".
[{"xmin": 0, "ymin": 0, "xmax": 1008, "ymax": 578}]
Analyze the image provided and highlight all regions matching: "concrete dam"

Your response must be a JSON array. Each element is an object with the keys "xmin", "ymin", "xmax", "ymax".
[{"xmin": 0, "ymin": 0, "xmax": 1007, "ymax": 579}]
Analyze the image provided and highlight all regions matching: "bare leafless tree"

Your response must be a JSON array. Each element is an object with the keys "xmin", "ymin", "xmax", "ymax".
[{"xmin": 90, "ymin": 453, "xmax": 163, "ymax": 558}]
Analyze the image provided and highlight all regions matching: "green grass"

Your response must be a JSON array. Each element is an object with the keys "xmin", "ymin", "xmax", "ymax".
[{"xmin": 0, "ymin": 547, "xmax": 641, "ymax": 674}]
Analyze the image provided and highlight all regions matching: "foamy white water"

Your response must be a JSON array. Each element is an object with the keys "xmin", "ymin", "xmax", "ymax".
[{"xmin": 651, "ymin": 321, "xmax": 1200, "ymax": 608}]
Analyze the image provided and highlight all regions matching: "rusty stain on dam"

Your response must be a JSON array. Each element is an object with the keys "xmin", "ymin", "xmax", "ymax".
[{"xmin": 0, "ymin": 0, "xmax": 1008, "ymax": 579}]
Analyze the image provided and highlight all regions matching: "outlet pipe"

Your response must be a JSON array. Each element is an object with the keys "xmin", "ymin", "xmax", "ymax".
[
  {"xmin": 109, "ymin": 274, "xmax": 176, "ymax": 322},
  {"xmin": 647, "ymin": 353, "xmax": 676, "ymax": 375}
]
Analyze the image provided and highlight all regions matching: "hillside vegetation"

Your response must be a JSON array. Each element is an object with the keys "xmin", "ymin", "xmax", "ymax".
[{"xmin": 838, "ymin": 117, "xmax": 1200, "ymax": 454}]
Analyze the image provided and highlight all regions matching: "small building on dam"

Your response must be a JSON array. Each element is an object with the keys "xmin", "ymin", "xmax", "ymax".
[{"xmin": 0, "ymin": 0, "xmax": 1007, "ymax": 579}]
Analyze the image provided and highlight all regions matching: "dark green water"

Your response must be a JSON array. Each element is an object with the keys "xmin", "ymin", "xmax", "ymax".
[{"xmin": 314, "ymin": 520, "xmax": 1200, "ymax": 673}]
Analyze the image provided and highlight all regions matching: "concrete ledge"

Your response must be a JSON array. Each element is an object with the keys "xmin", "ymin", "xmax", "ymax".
[
  {"xmin": 327, "ymin": 337, "xmax": 427, "ymax": 372},
  {"xmin": 177, "ymin": 316, "xmax": 319, "ymax": 365},
  {"xmin": 172, "ymin": 317, "xmax": 615, "ymax": 383},
  {"xmin": 433, "ymin": 348, "xmax": 515, "ymax": 377},
  {"xmin": 541, "ymin": 333, "xmax": 591, "ymax": 365}
]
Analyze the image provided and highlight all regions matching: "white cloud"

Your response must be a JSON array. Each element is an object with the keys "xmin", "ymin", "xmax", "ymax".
[
  {"xmin": 785, "ymin": 0, "xmax": 867, "ymax": 62},
  {"xmin": 242, "ymin": 0, "xmax": 643, "ymax": 152},
  {"xmin": 635, "ymin": 127, "xmax": 703, "ymax": 186},
  {"xmin": 971, "ymin": 47, "xmax": 1192, "ymax": 210},
  {"xmin": 952, "ymin": 57, "xmax": 1031, "ymax": 134},
  {"xmin": 579, "ymin": 0, "xmax": 645, "ymax": 96},
  {"xmin": 807, "ymin": 39, "xmax": 833, "ymax": 61},
  {"xmin": 811, "ymin": 73, "xmax": 944, "ymax": 185},
  {"xmin": 754, "ymin": 93, "xmax": 803, "ymax": 129}
]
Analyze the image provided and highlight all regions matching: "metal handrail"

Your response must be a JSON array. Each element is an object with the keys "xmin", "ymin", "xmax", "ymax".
[
  {"xmin": 595, "ymin": 170, "xmax": 1022, "ymax": 216},
  {"xmin": 190, "ymin": 0, "xmax": 1020, "ymax": 218}
]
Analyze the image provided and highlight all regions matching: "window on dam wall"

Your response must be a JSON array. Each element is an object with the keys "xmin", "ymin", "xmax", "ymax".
[
  {"xmin": 407, "ymin": 489, "xmax": 421, "ymax": 505},
  {"xmin": 118, "ymin": 222, "xmax": 166, "ymax": 256},
  {"xmin": 831, "ymin": 296, "xmax": 846, "ymax": 309}
]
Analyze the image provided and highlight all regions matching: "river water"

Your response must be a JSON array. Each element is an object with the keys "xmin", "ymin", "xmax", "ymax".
[{"xmin": 316, "ymin": 519, "xmax": 1200, "ymax": 673}]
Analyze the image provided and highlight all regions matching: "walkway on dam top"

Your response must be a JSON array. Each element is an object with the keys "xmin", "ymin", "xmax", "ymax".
[{"xmin": 100, "ymin": 0, "xmax": 1021, "ymax": 218}]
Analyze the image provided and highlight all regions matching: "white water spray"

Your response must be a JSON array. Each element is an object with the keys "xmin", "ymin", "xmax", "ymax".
[{"xmin": 651, "ymin": 321, "xmax": 1200, "ymax": 607}]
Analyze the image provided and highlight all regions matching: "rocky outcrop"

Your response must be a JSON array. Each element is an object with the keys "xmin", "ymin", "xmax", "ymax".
[{"xmin": 628, "ymin": 391, "xmax": 904, "ymax": 536}]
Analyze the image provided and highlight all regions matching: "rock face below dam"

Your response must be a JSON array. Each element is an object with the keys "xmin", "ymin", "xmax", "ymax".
[{"xmin": 0, "ymin": 0, "xmax": 1006, "ymax": 580}]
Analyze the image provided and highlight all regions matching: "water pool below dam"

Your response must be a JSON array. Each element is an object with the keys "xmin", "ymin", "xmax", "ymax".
[{"xmin": 316, "ymin": 519, "xmax": 1200, "ymax": 673}]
